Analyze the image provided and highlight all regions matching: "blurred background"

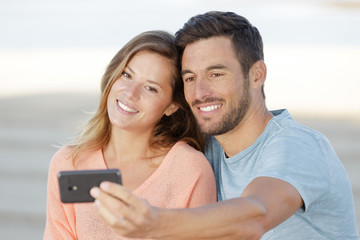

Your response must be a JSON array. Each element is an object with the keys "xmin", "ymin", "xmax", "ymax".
[{"xmin": 0, "ymin": 0, "xmax": 359, "ymax": 238}]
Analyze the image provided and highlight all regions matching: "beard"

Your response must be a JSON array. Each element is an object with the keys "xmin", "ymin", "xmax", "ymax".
[{"xmin": 196, "ymin": 78, "xmax": 250, "ymax": 136}]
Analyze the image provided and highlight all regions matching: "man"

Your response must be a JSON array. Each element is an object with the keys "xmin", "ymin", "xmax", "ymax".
[{"xmin": 90, "ymin": 11, "xmax": 359, "ymax": 239}]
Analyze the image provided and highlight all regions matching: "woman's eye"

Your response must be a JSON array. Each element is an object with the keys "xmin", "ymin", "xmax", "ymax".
[
  {"xmin": 145, "ymin": 86, "xmax": 158, "ymax": 93},
  {"xmin": 122, "ymin": 72, "xmax": 131, "ymax": 79}
]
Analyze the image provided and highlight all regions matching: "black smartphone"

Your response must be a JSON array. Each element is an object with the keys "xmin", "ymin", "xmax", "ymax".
[{"xmin": 57, "ymin": 169, "xmax": 122, "ymax": 203}]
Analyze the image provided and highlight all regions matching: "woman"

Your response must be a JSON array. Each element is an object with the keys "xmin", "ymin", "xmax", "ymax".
[{"xmin": 43, "ymin": 31, "xmax": 216, "ymax": 239}]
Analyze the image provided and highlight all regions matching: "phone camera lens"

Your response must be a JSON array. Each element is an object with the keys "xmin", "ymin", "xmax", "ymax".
[{"xmin": 68, "ymin": 186, "xmax": 78, "ymax": 191}]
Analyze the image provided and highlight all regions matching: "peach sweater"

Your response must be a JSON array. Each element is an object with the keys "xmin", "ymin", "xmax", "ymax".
[{"xmin": 44, "ymin": 141, "xmax": 216, "ymax": 239}]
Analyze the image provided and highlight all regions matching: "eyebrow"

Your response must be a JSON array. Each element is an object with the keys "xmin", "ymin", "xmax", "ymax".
[
  {"xmin": 147, "ymin": 80, "xmax": 163, "ymax": 89},
  {"xmin": 181, "ymin": 64, "xmax": 227, "ymax": 76},
  {"xmin": 125, "ymin": 66, "xmax": 163, "ymax": 89},
  {"xmin": 125, "ymin": 66, "xmax": 135, "ymax": 74},
  {"xmin": 207, "ymin": 64, "xmax": 227, "ymax": 71},
  {"xmin": 180, "ymin": 69, "xmax": 192, "ymax": 76}
]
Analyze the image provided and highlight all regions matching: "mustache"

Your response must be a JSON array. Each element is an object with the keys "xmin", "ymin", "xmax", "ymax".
[{"xmin": 191, "ymin": 97, "xmax": 225, "ymax": 107}]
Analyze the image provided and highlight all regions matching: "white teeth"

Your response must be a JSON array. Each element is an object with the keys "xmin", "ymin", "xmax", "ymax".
[
  {"xmin": 117, "ymin": 101, "xmax": 138, "ymax": 113},
  {"xmin": 199, "ymin": 104, "xmax": 221, "ymax": 112}
]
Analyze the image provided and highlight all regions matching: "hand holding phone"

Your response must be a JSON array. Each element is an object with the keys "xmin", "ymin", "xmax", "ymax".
[{"xmin": 58, "ymin": 169, "xmax": 122, "ymax": 203}]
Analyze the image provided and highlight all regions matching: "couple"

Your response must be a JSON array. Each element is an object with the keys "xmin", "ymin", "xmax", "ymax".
[{"xmin": 44, "ymin": 11, "xmax": 359, "ymax": 239}]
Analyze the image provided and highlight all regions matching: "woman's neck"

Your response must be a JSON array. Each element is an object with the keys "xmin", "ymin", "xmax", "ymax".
[
  {"xmin": 103, "ymin": 127, "xmax": 168, "ymax": 191},
  {"xmin": 104, "ymin": 128, "xmax": 149, "ymax": 163}
]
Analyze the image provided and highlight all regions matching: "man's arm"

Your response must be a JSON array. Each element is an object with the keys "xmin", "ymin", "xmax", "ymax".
[{"xmin": 90, "ymin": 176, "xmax": 302, "ymax": 239}]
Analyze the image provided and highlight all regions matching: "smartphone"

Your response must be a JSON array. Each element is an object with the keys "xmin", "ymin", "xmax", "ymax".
[{"xmin": 58, "ymin": 169, "xmax": 122, "ymax": 203}]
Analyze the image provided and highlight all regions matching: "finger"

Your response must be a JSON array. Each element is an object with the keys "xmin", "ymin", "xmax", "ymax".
[
  {"xmin": 92, "ymin": 184, "xmax": 148, "ymax": 226},
  {"xmin": 91, "ymin": 186, "xmax": 132, "ymax": 216},
  {"xmin": 99, "ymin": 182, "xmax": 156, "ymax": 226},
  {"xmin": 93, "ymin": 200, "xmax": 133, "ymax": 235},
  {"xmin": 100, "ymin": 181, "xmax": 149, "ymax": 212}
]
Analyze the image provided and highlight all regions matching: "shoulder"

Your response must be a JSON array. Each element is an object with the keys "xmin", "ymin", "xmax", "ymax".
[
  {"xmin": 266, "ymin": 111, "xmax": 331, "ymax": 155},
  {"xmin": 205, "ymin": 135, "xmax": 222, "ymax": 151},
  {"xmin": 261, "ymin": 121, "xmax": 330, "ymax": 172},
  {"xmin": 169, "ymin": 141, "xmax": 213, "ymax": 170},
  {"xmin": 49, "ymin": 146, "xmax": 74, "ymax": 172},
  {"xmin": 204, "ymin": 136, "xmax": 223, "ymax": 168},
  {"xmin": 171, "ymin": 141, "xmax": 204, "ymax": 156},
  {"xmin": 165, "ymin": 142, "xmax": 216, "ymax": 193},
  {"xmin": 269, "ymin": 109, "xmax": 328, "ymax": 143}
]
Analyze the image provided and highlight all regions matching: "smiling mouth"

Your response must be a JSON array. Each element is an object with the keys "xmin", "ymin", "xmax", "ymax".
[
  {"xmin": 117, "ymin": 100, "xmax": 138, "ymax": 113},
  {"xmin": 199, "ymin": 104, "xmax": 222, "ymax": 112}
]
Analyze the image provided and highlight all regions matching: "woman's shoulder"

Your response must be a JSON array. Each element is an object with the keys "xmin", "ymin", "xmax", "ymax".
[
  {"xmin": 49, "ymin": 146, "xmax": 105, "ymax": 175},
  {"xmin": 169, "ymin": 141, "xmax": 211, "ymax": 169},
  {"xmin": 171, "ymin": 141, "xmax": 203, "ymax": 155},
  {"xmin": 49, "ymin": 146, "xmax": 74, "ymax": 171},
  {"xmin": 52, "ymin": 146, "xmax": 73, "ymax": 160}
]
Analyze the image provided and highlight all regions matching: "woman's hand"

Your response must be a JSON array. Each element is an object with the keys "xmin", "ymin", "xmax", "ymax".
[{"xmin": 90, "ymin": 181, "xmax": 159, "ymax": 238}]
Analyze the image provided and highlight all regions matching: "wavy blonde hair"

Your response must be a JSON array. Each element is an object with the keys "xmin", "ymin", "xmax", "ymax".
[{"xmin": 70, "ymin": 30, "xmax": 204, "ymax": 167}]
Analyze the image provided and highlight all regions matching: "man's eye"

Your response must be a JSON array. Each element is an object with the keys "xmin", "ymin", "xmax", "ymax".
[
  {"xmin": 184, "ymin": 76, "xmax": 195, "ymax": 83},
  {"xmin": 211, "ymin": 73, "xmax": 223, "ymax": 78}
]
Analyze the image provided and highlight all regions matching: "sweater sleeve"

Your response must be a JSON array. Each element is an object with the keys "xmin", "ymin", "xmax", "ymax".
[
  {"xmin": 43, "ymin": 148, "xmax": 77, "ymax": 239},
  {"xmin": 186, "ymin": 149, "xmax": 217, "ymax": 207}
]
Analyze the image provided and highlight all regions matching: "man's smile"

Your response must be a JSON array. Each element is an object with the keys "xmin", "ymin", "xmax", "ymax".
[{"xmin": 198, "ymin": 104, "xmax": 223, "ymax": 112}]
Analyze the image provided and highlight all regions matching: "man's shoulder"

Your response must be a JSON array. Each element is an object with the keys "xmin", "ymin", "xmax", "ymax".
[
  {"xmin": 204, "ymin": 136, "xmax": 223, "ymax": 153},
  {"xmin": 268, "ymin": 109, "xmax": 327, "ymax": 143},
  {"xmin": 204, "ymin": 136, "xmax": 223, "ymax": 166}
]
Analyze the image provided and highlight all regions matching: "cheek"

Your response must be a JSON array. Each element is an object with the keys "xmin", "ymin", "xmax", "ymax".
[
  {"xmin": 106, "ymin": 86, "xmax": 118, "ymax": 118},
  {"xmin": 151, "ymin": 100, "xmax": 169, "ymax": 115},
  {"xmin": 107, "ymin": 88, "xmax": 114, "ymax": 109},
  {"xmin": 148, "ymin": 95, "xmax": 173, "ymax": 117},
  {"xmin": 107, "ymin": 82, "xmax": 117, "ymax": 100},
  {"xmin": 183, "ymin": 85, "xmax": 193, "ymax": 102},
  {"xmin": 109, "ymin": 79, "xmax": 128, "ymax": 93},
  {"xmin": 106, "ymin": 99, "xmax": 114, "ymax": 122}
]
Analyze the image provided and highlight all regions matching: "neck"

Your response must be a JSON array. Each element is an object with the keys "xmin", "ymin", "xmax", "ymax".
[
  {"xmin": 103, "ymin": 126, "xmax": 168, "ymax": 191},
  {"xmin": 215, "ymin": 102, "xmax": 273, "ymax": 157},
  {"xmin": 103, "ymin": 127, "xmax": 154, "ymax": 168}
]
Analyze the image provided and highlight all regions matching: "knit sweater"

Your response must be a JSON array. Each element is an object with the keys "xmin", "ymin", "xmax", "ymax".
[{"xmin": 44, "ymin": 141, "xmax": 217, "ymax": 239}]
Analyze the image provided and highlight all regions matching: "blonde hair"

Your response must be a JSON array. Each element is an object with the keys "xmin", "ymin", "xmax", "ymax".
[{"xmin": 70, "ymin": 30, "xmax": 204, "ymax": 167}]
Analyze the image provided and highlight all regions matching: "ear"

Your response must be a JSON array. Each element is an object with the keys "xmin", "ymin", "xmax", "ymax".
[
  {"xmin": 249, "ymin": 60, "xmax": 267, "ymax": 90},
  {"xmin": 164, "ymin": 103, "xmax": 179, "ymax": 116}
]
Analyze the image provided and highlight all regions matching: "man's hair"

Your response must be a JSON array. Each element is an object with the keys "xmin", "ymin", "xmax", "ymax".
[{"xmin": 175, "ymin": 11, "xmax": 265, "ymax": 97}]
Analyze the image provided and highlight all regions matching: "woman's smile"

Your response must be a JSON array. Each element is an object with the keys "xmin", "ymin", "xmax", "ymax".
[{"xmin": 116, "ymin": 99, "xmax": 138, "ymax": 113}]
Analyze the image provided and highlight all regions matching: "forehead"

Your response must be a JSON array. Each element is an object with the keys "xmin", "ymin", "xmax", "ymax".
[
  {"xmin": 182, "ymin": 36, "xmax": 238, "ymax": 69},
  {"xmin": 129, "ymin": 50, "xmax": 170, "ymax": 66},
  {"xmin": 127, "ymin": 50, "xmax": 175, "ymax": 87}
]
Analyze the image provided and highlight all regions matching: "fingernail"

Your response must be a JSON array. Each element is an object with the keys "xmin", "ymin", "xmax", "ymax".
[
  {"xmin": 90, "ymin": 187, "xmax": 100, "ymax": 197},
  {"xmin": 94, "ymin": 199, "xmax": 101, "ymax": 206},
  {"xmin": 100, "ymin": 181, "xmax": 110, "ymax": 190}
]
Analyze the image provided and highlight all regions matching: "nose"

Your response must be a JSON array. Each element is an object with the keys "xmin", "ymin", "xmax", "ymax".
[
  {"xmin": 125, "ymin": 82, "xmax": 141, "ymax": 101},
  {"xmin": 194, "ymin": 76, "xmax": 212, "ymax": 101}
]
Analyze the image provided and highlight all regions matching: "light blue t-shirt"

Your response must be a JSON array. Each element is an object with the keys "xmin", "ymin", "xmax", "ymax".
[{"xmin": 205, "ymin": 109, "xmax": 359, "ymax": 239}]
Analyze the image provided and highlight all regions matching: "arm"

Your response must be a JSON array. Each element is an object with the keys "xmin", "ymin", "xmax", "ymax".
[
  {"xmin": 90, "ymin": 176, "xmax": 302, "ymax": 239},
  {"xmin": 43, "ymin": 149, "xmax": 77, "ymax": 239}
]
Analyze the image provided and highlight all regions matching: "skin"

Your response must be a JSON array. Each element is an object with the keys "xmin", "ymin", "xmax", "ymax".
[
  {"xmin": 107, "ymin": 50, "xmax": 177, "ymax": 134},
  {"xmin": 90, "ymin": 37, "xmax": 303, "ymax": 239},
  {"xmin": 104, "ymin": 50, "xmax": 179, "ymax": 191},
  {"xmin": 181, "ymin": 37, "xmax": 251, "ymax": 138}
]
